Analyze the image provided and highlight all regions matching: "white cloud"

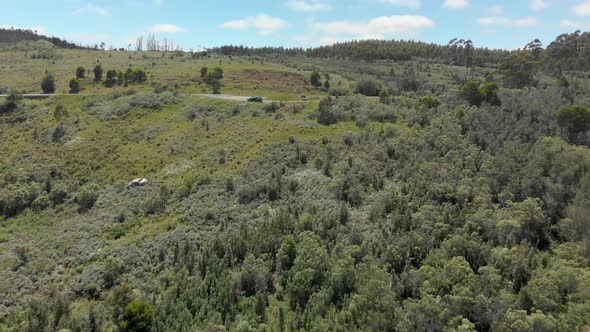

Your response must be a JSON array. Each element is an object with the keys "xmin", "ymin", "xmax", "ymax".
[
  {"xmin": 560, "ymin": 19, "xmax": 590, "ymax": 28},
  {"xmin": 530, "ymin": 0, "xmax": 550, "ymax": 10},
  {"xmin": 310, "ymin": 15, "xmax": 434, "ymax": 37},
  {"xmin": 488, "ymin": 5, "xmax": 504, "ymax": 16},
  {"xmin": 443, "ymin": 0, "xmax": 469, "ymax": 9},
  {"xmin": 380, "ymin": 0, "xmax": 420, "ymax": 9},
  {"xmin": 574, "ymin": 0, "xmax": 590, "ymax": 16},
  {"xmin": 478, "ymin": 16, "xmax": 538, "ymax": 27},
  {"xmin": 221, "ymin": 14, "xmax": 288, "ymax": 35},
  {"xmin": 286, "ymin": 0, "xmax": 331, "ymax": 12},
  {"xmin": 149, "ymin": 24, "xmax": 187, "ymax": 33},
  {"xmin": 296, "ymin": 15, "xmax": 433, "ymax": 46},
  {"xmin": 73, "ymin": 3, "xmax": 111, "ymax": 17}
]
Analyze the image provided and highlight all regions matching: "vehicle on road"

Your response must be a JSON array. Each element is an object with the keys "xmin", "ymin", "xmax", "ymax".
[{"xmin": 247, "ymin": 96, "xmax": 263, "ymax": 102}]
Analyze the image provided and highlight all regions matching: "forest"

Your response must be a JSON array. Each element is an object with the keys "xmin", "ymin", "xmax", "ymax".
[{"xmin": 0, "ymin": 29, "xmax": 590, "ymax": 332}]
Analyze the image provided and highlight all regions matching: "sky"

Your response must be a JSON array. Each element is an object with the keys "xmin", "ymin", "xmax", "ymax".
[{"xmin": 2, "ymin": 0, "xmax": 590, "ymax": 50}]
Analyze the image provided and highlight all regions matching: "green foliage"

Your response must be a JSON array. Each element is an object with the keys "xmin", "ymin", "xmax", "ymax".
[
  {"xmin": 317, "ymin": 95, "xmax": 336, "ymax": 125},
  {"xmin": 478, "ymin": 82, "xmax": 501, "ymax": 106},
  {"xmin": 354, "ymin": 76, "xmax": 382, "ymax": 96},
  {"xmin": 460, "ymin": 80, "xmax": 501, "ymax": 106},
  {"xmin": 76, "ymin": 183, "xmax": 100, "ymax": 212},
  {"xmin": 124, "ymin": 68, "xmax": 147, "ymax": 84},
  {"xmin": 69, "ymin": 77, "xmax": 80, "ymax": 94},
  {"xmin": 556, "ymin": 105, "xmax": 590, "ymax": 144},
  {"xmin": 499, "ymin": 52, "xmax": 535, "ymax": 88},
  {"xmin": 200, "ymin": 66, "xmax": 208, "ymax": 78},
  {"xmin": 119, "ymin": 299, "xmax": 154, "ymax": 332},
  {"xmin": 105, "ymin": 69, "xmax": 118, "ymax": 87},
  {"xmin": 93, "ymin": 64, "xmax": 103, "ymax": 82},
  {"xmin": 310, "ymin": 70, "xmax": 321, "ymax": 87},
  {"xmin": 1, "ymin": 89, "xmax": 23, "ymax": 112},
  {"xmin": 419, "ymin": 95, "xmax": 441, "ymax": 109},
  {"xmin": 460, "ymin": 80, "xmax": 482, "ymax": 107},
  {"xmin": 75, "ymin": 66, "xmax": 85, "ymax": 79},
  {"xmin": 41, "ymin": 72, "xmax": 55, "ymax": 93}
]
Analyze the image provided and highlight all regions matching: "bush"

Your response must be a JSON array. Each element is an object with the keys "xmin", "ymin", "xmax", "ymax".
[
  {"xmin": 119, "ymin": 299, "xmax": 154, "ymax": 332},
  {"xmin": 93, "ymin": 65, "xmax": 103, "ymax": 82},
  {"xmin": 419, "ymin": 96, "xmax": 441, "ymax": 109},
  {"xmin": 479, "ymin": 82, "xmax": 501, "ymax": 106},
  {"xmin": 105, "ymin": 69, "xmax": 118, "ymax": 87},
  {"xmin": 125, "ymin": 68, "xmax": 147, "ymax": 84},
  {"xmin": 311, "ymin": 70, "xmax": 322, "ymax": 87},
  {"xmin": 265, "ymin": 102, "xmax": 280, "ymax": 113},
  {"xmin": 355, "ymin": 76, "xmax": 382, "ymax": 96},
  {"xmin": 460, "ymin": 80, "xmax": 482, "ymax": 107},
  {"xmin": 317, "ymin": 96, "xmax": 337, "ymax": 125},
  {"xmin": 52, "ymin": 125, "xmax": 65, "ymax": 142},
  {"xmin": 200, "ymin": 66, "xmax": 208, "ymax": 78},
  {"xmin": 69, "ymin": 78, "xmax": 80, "ymax": 94},
  {"xmin": 75, "ymin": 66, "xmax": 85, "ymax": 79},
  {"xmin": 1, "ymin": 89, "xmax": 23, "ymax": 113},
  {"xmin": 557, "ymin": 105, "xmax": 590, "ymax": 144},
  {"xmin": 76, "ymin": 183, "xmax": 100, "ymax": 212},
  {"xmin": 41, "ymin": 73, "xmax": 56, "ymax": 93}
]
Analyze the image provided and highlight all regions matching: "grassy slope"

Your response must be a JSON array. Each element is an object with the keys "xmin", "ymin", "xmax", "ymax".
[{"xmin": 0, "ymin": 49, "xmax": 343, "ymax": 101}]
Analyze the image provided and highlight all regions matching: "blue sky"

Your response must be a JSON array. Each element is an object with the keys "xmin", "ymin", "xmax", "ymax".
[{"xmin": 2, "ymin": 0, "xmax": 590, "ymax": 50}]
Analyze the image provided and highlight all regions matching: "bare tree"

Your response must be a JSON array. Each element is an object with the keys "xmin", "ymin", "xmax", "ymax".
[{"xmin": 135, "ymin": 36, "xmax": 143, "ymax": 51}]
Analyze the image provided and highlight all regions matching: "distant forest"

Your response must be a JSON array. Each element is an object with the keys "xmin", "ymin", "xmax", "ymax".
[
  {"xmin": 210, "ymin": 30, "xmax": 590, "ymax": 72},
  {"xmin": 0, "ymin": 28, "xmax": 82, "ymax": 49}
]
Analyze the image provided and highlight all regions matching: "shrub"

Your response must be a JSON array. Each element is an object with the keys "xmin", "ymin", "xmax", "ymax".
[
  {"xmin": 200, "ymin": 66, "xmax": 208, "ymax": 78},
  {"xmin": 1, "ymin": 89, "xmax": 23, "ymax": 113},
  {"xmin": 479, "ymin": 82, "xmax": 501, "ymax": 106},
  {"xmin": 105, "ymin": 69, "xmax": 118, "ymax": 87},
  {"xmin": 355, "ymin": 76, "xmax": 382, "ymax": 96},
  {"xmin": 460, "ymin": 80, "xmax": 482, "ymax": 107},
  {"xmin": 557, "ymin": 105, "xmax": 590, "ymax": 144},
  {"xmin": 419, "ymin": 96, "xmax": 441, "ymax": 109},
  {"xmin": 265, "ymin": 102, "xmax": 280, "ymax": 113},
  {"xmin": 52, "ymin": 125, "xmax": 65, "ymax": 142},
  {"xmin": 93, "ymin": 65, "xmax": 103, "ymax": 82},
  {"xmin": 41, "ymin": 73, "xmax": 56, "ymax": 93},
  {"xmin": 69, "ymin": 78, "xmax": 80, "ymax": 94},
  {"xmin": 75, "ymin": 66, "xmax": 85, "ymax": 79},
  {"xmin": 310, "ymin": 70, "xmax": 322, "ymax": 87},
  {"xmin": 125, "ymin": 68, "xmax": 147, "ymax": 84},
  {"xmin": 119, "ymin": 299, "xmax": 154, "ymax": 332},
  {"xmin": 317, "ymin": 96, "xmax": 337, "ymax": 125},
  {"xmin": 76, "ymin": 183, "xmax": 100, "ymax": 212}
]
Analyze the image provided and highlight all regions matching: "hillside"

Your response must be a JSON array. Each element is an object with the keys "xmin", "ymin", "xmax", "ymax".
[
  {"xmin": 0, "ymin": 44, "xmax": 590, "ymax": 332},
  {"xmin": 0, "ymin": 28, "xmax": 81, "ymax": 50}
]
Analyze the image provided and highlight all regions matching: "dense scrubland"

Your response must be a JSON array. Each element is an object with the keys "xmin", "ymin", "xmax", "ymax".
[{"xmin": 1, "ymin": 29, "xmax": 590, "ymax": 331}]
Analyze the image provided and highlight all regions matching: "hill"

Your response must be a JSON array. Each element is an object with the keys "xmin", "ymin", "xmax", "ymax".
[
  {"xmin": 0, "ymin": 28, "xmax": 82, "ymax": 49},
  {"xmin": 0, "ymin": 44, "xmax": 590, "ymax": 331}
]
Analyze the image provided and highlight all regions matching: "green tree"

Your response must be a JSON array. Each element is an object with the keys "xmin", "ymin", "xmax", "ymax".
[
  {"xmin": 200, "ymin": 66, "xmax": 208, "ymax": 78},
  {"xmin": 76, "ymin": 66, "xmax": 86, "ymax": 79},
  {"xmin": 1, "ymin": 89, "xmax": 23, "ymax": 113},
  {"xmin": 478, "ymin": 82, "xmax": 501, "ymax": 106},
  {"xmin": 119, "ymin": 299, "xmax": 154, "ymax": 332},
  {"xmin": 499, "ymin": 52, "xmax": 535, "ymax": 88},
  {"xmin": 310, "ymin": 70, "xmax": 321, "ymax": 87},
  {"xmin": 419, "ymin": 96, "xmax": 441, "ymax": 109},
  {"xmin": 76, "ymin": 183, "xmax": 100, "ymax": 212},
  {"xmin": 69, "ymin": 78, "xmax": 80, "ymax": 94},
  {"xmin": 105, "ymin": 69, "xmax": 118, "ymax": 87},
  {"xmin": 93, "ymin": 64, "xmax": 103, "ymax": 82},
  {"xmin": 556, "ymin": 105, "xmax": 590, "ymax": 144},
  {"xmin": 41, "ymin": 73, "xmax": 56, "ymax": 93},
  {"xmin": 460, "ymin": 80, "xmax": 482, "ymax": 107}
]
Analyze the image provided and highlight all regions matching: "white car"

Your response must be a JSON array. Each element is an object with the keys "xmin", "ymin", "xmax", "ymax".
[{"xmin": 127, "ymin": 178, "xmax": 149, "ymax": 189}]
